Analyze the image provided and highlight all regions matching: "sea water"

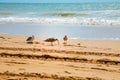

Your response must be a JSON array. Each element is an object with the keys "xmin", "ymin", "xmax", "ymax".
[{"xmin": 0, "ymin": 2, "xmax": 120, "ymax": 39}]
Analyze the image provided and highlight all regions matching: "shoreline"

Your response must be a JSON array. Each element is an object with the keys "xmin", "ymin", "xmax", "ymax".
[{"xmin": 0, "ymin": 23, "xmax": 120, "ymax": 40}]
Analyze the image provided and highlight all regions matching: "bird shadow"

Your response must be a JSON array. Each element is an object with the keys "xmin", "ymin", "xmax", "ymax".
[
  {"xmin": 26, "ymin": 41, "xmax": 40, "ymax": 44},
  {"xmin": 26, "ymin": 42, "xmax": 33, "ymax": 44},
  {"xmin": 63, "ymin": 43, "xmax": 87, "ymax": 48}
]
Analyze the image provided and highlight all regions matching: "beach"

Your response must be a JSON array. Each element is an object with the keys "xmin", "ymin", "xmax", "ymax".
[
  {"xmin": 0, "ymin": 33, "xmax": 120, "ymax": 80},
  {"xmin": 0, "ymin": 2, "xmax": 120, "ymax": 80}
]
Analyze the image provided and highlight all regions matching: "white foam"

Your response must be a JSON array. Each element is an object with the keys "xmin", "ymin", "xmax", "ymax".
[{"xmin": 0, "ymin": 17, "xmax": 120, "ymax": 26}]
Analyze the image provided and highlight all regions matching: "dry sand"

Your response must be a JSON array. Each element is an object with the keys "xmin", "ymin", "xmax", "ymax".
[{"xmin": 0, "ymin": 33, "xmax": 120, "ymax": 80}]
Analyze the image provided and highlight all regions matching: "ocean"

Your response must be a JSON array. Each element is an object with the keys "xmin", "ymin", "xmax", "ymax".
[
  {"xmin": 0, "ymin": 2, "xmax": 120, "ymax": 39},
  {"xmin": 0, "ymin": 2, "xmax": 120, "ymax": 25}
]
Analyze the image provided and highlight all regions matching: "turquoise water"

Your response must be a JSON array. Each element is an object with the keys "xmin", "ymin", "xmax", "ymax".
[{"xmin": 0, "ymin": 2, "xmax": 120, "ymax": 25}]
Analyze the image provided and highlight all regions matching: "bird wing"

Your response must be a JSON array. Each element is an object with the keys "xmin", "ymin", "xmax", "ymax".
[
  {"xmin": 44, "ymin": 38, "xmax": 55, "ymax": 42},
  {"xmin": 26, "ymin": 37, "xmax": 32, "ymax": 41}
]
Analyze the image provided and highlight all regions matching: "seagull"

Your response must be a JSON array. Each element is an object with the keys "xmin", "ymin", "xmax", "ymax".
[
  {"xmin": 26, "ymin": 35, "xmax": 35, "ymax": 44},
  {"xmin": 63, "ymin": 35, "xmax": 68, "ymax": 45},
  {"xmin": 44, "ymin": 38, "xmax": 59, "ymax": 46}
]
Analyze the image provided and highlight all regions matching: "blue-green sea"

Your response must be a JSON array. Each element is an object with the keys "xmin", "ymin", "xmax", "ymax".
[
  {"xmin": 0, "ymin": 2, "xmax": 120, "ymax": 25},
  {"xmin": 0, "ymin": 2, "xmax": 120, "ymax": 39}
]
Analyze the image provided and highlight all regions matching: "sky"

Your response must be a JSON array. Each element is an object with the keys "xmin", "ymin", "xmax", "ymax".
[{"xmin": 0, "ymin": 0, "xmax": 119, "ymax": 3}]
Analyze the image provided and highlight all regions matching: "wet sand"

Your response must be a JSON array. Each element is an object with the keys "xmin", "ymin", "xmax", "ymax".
[
  {"xmin": 0, "ymin": 33, "xmax": 120, "ymax": 80},
  {"xmin": 0, "ymin": 23, "xmax": 120, "ymax": 39}
]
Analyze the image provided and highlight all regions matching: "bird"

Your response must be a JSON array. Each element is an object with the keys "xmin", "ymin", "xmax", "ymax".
[
  {"xmin": 44, "ymin": 38, "xmax": 59, "ymax": 46},
  {"xmin": 26, "ymin": 35, "xmax": 35, "ymax": 44},
  {"xmin": 63, "ymin": 35, "xmax": 68, "ymax": 45}
]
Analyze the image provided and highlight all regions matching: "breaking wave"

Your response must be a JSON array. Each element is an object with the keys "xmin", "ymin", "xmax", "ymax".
[
  {"xmin": 0, "ymin": 12, "xmax": 15, "ymax": 15},
  {"xmin": 0, "ymin": 17, "xmax": 120, "ymax": 26},
  {"xmin": 43, "ymin": 12, "xmax": 87, "ymax": 17}
]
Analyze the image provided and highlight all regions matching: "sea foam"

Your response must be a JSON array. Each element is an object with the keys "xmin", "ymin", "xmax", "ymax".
[{"xmin": 0, "ymin": 17, "xmax": 120, "ymax": 26}]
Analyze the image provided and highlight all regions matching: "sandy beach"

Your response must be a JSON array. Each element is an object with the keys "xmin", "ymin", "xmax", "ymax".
[
  {"xmin": 0, "ymin": 33, "xmax": 120, "ymax": 80},
  {"xmin": 0, "ymin": 1, "xmax": 120, "ymax": 80}
]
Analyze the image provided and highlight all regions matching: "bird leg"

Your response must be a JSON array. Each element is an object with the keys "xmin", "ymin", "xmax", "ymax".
[
  {"xmin": 57, "ymin": 40, "xmax": 59, "ymax": 45},
  {"xmin": 63, "ymin": 41, "xmax": 67, "ymax": 46},
  {"xmin": 51, "ymin": 42, "xmax": 53, "ymax": 46},
  {"xmin": 65, "ymin": 41, "xmax": 67, "ymax": 44}
]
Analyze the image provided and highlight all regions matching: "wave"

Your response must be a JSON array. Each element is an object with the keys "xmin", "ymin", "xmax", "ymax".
[
  {"xmin": 0, "ymin": 17, "xmax": 120, "ymax": 26},
  {"xmin": 0, "ymin": 12, "xmax": 14, "ymax": 15},
  {"xmin": 43, "ymin": 12, "xmax": 87, "ymax": 17}
]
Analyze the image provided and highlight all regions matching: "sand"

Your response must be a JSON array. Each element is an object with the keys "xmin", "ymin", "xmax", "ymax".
[{"xmin": 0, "ymin": 33, "xmax": 120, "ymax": 80}]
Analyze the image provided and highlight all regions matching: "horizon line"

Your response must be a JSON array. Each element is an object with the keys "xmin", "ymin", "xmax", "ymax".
[{"xmin": 0, "ymin": 1, "xmax": 119, "ymax": 4}]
